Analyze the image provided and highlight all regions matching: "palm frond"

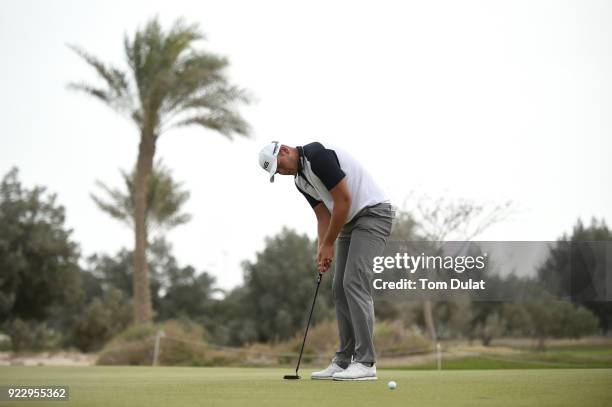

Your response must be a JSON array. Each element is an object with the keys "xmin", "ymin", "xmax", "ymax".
[
  {"xmin": 182, "ymin": 85, "xmax": 251, "ymax": 111},
  {"xmin": 90, "ymin": 180, "xmax": 133, "ymax": 228},
  {"xmin": 67, "ymin": 44, "xmax": 135, "ymax": 114},
  {"xmin": 72, "ymin": 15, "xmax": 251, "ymax": 139},
  {"xmin": 66, "ymin": 83, "xmax": 111, "ymax": 103},
  {"xmin": 172, "ymin": 108, "xmax": 250, "ymax": 138},
  {"xmin": 91, "ymin": 159, "xmax": 192, "ymax": 234},
  {"xmin": 125, "ymin": 18, "xmax": 205, "ymax": 120},
  {"xmin": 160, "ymin": 53, "xmax": 230, "ymax": 114}
]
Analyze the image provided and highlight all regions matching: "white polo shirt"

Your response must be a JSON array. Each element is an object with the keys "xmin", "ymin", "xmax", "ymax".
[{"xmin": 294, "ymin": 142, "xmax": 389, "ymax": 223}]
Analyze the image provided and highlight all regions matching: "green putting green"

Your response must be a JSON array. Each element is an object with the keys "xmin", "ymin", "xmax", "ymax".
[{"xmin": 0, "ymin": 366, "xmax": 611, "ymax": 407}]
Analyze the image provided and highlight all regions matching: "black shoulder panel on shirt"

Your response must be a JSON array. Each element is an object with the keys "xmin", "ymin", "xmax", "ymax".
[
  {"xmin": 304, "ymin": 143, "xmax": 346, "ymax": 191},
  {"xmin": 302, "ymin": 142, "xmax": 326, "ymax": 160}
]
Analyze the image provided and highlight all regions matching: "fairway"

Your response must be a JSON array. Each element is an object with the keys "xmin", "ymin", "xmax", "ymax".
[{"xmin": 1, "ymin": 367, "xmax": 611, "ymax": 407}]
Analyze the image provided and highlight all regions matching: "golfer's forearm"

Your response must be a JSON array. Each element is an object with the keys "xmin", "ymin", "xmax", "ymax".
[
  {"xmin": 314, "ymin": 204, "xmax": 331, "ymax": 246},
  {"xmin": 317, "ymin": 217, "xmax": 330, "ymax": 246},
  {"xmin": 323, "ymin": 201, "xmax": 350, "ymax": 246}
]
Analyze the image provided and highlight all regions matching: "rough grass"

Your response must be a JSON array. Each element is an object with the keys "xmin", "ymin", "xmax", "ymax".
[
  {"xmin": 0, "ymin": 366, "xmax": 610, "ymax": 407},
  {"xmin": 406, "ymin": 345, "xmax": 612, "ymax": 370}
]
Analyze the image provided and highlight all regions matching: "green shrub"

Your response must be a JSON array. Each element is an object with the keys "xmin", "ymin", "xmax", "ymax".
[
  {"xmin": 4, "ymin": 319, "xmax": 63, "ymax": 352},
  {"xmin": 97, "ymin": 339, "xmax": 153, "ymax": 366},
  {"xmin": 97, "ymin": 319, "xmax": 212, "ymax": 366},
  {"xmin": 71, "ymin": 288, "xmax": 132, "ymax": 352},
  {"xmin": 374, "ymin": 320, "xmax": 430, "ymax": 356},
  {"xmin": 276, "ymin": 318, "xmax": 430, "ymax": 363},
  {"xmin": 113, "ymin": 323, "xmax": 157, "ymax": 342},
  {"xmin": 285, "ymin": 320, "xmax": 337, "ymax": 355},
  {"xmin": 0, "ymin": 332, "xmax": 11, "ymax": 351}
]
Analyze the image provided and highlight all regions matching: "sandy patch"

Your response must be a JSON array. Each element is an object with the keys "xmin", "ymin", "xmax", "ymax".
[{"xmin": 0, "ymin": 351, "xmax": 97, "ymax": 366}]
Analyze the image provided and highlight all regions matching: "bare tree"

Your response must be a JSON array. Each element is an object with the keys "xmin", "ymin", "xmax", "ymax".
[{"xmin": 400, "ymin": 193, "xmax": 514, "ymax": 342}]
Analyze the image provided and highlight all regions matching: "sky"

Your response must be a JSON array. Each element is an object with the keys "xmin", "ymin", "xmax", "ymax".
[{"xmin": 1, "ymin": 0, "xmax": 610, "ymax": 290}]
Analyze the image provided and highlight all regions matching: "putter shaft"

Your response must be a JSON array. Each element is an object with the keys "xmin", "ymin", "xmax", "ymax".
[{"xmin": 294, "ymin": 272, "xmax": 323, "ymax": 376}]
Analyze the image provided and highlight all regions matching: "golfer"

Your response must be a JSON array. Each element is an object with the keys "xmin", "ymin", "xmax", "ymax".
[{"xmin": 258, "ymin": 141, "xmax": 394, "ymax": 381}]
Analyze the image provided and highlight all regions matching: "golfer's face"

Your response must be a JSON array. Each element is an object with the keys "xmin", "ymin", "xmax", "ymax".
[
  {"xmin": 276, "ymin": 156, "xmax": 292, "ymax": 175},
  {"xmin": 276, "ymin": 148, "xmax": 296, "ymax": 175}
]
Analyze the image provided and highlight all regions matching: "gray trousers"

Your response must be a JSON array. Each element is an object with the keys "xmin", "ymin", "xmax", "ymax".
[{"xmin": 332, "ymin": 202, "xmax": 394, "ymax": 367}]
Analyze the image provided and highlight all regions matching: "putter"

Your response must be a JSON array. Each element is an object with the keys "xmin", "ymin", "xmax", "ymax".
[{"xmin": 283, "ymin": 272, "xmax": 323, "ymax": 380}]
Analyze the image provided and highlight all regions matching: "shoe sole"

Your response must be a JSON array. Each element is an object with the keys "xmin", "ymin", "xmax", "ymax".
[
  {"xmin": 333, "ymin": 376, "xmax": 378, "ymax": 381},
  {"xmin": 311, "ymin": 376, "xmax": 334, "ymax": 380}
]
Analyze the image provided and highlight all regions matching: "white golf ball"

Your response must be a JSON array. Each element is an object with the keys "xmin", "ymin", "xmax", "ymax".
[{"xmin": 388, "ymin": 380, "xmax": 397, "ymax": 390}]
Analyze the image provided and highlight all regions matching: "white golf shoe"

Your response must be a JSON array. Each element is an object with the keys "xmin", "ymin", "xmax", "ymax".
[
  {"xmin": 311, "ymin": 362, "xmax": 346, "ymax": 380},
  {"xmin": 332, "ymin": 362, "xmax": 377, "ymax": 381}
]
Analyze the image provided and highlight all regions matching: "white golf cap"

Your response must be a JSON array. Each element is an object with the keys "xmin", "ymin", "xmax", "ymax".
[{"xmin": 258, "ymin": 141, "xmax": 281, "ymax": 183}]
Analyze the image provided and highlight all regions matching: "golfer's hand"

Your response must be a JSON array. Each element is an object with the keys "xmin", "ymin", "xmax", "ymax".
[{"xmin": 317, "ymin": 243, "xmax": 334, "ymax": 273}]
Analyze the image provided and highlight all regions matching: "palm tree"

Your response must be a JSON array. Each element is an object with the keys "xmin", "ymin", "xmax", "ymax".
[
  {"xmin": 91, "ymin": 159, "xmax": 192, "ymax": 239},
  {"xmin": 69, "ymin": 17, "xmax": 251, "ymax": 324}
]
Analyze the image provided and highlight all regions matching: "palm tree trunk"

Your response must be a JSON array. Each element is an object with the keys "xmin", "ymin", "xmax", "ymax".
[{"xmin": 133, "ymin": 131, "xmax": 155, "ymax": 324}]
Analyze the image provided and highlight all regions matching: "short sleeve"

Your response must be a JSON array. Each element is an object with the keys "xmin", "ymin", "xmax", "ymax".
[{"xmin": 310, "ymin": 149, "xmax": 346, "ymax": 190}]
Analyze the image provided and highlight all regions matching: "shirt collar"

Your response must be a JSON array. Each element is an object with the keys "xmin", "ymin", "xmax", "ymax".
[{"xmin": 296, "ymin": 146, "xmax": 305, "ymax": 174}]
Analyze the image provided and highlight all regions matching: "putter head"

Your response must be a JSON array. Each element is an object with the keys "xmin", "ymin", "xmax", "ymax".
[{"xmin": 283, "ymin": 375, "xmax": 300, "ymax": 380}]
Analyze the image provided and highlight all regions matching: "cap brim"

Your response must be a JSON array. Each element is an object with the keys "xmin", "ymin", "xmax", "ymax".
[{"xmin": 268, "ymin": 159, "xmax": 278, "ymax": 183}]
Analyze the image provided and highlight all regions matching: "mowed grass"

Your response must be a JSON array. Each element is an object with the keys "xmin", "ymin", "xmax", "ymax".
[{"xmin": 0, "ymin": 366, "xmax": 611, "ymax": 407}]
